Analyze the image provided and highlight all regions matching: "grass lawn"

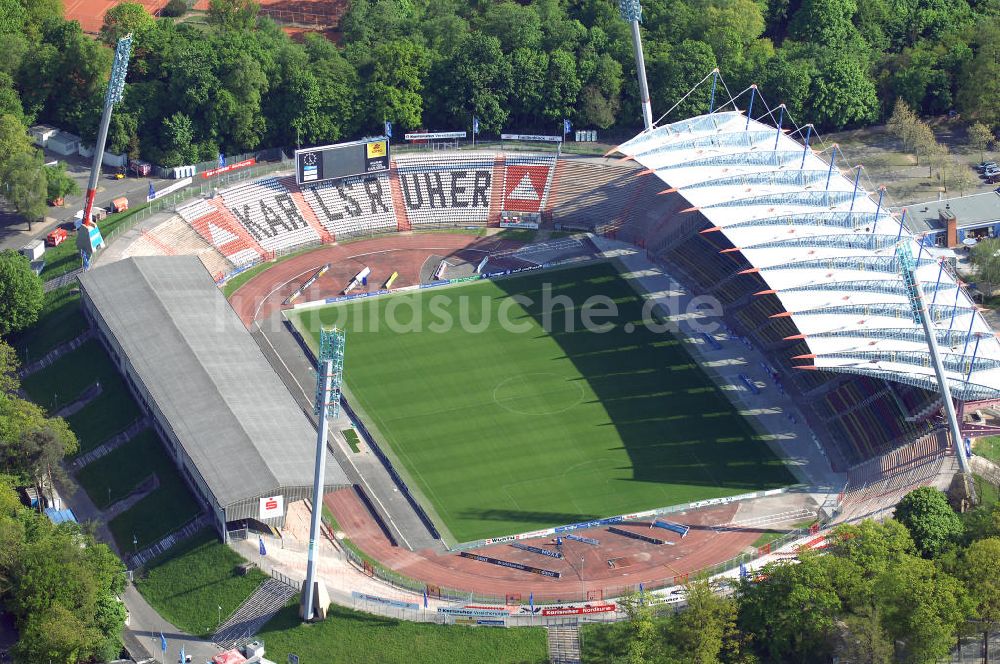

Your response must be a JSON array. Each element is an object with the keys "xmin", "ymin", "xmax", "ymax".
[
  {"xmin": 10, "ymin": 286, "xmax": 87, "ymax": 363},
  {"xmin": 76, "ymin": 428, "xmax": 172, "ymax": 508},
  {"xmin": 108, "ymin": 468, "xmax": 202, "ymax": 553},
  {"xmin": 343, "ymin": 429, "xmax": 361, "ymax": 453},
  {"xmin": 973, "ymin": 436, "xmax": 1000, "ymax": 465},
  {"xmin": 257, "ymin": 603, "xmax": 548, "ymax": 664},
  {"xmin": 974, "ymin": 474, "xmax": 999, "ymax": 506},
  {"xmin": 20, "ymin": 339, "xmax": 121, "ymax": 411},
  {"xmin": 40, "ymin": 205, "xmax": 152, "ymax": 280},
  {"xmin": 289, "ymin": 262, "xmax": 793, "ymax": 543},
  {"xmin": 65, "ymin": 379, "xmax": 142, "ymax": 454},
  {"xmin": 135, "ymin": 529, "xmax": 266, "ymax": 637}
]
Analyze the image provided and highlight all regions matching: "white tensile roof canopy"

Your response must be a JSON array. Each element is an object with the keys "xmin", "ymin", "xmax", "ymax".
[{"xmin": 615, "ymin": 102, "xmax": 1000, "ymax": 402}]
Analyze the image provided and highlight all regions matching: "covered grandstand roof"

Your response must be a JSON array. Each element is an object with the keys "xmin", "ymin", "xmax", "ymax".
[
  {"xmin": 78, "ymin": 256, "xmax": 349, "ymax": 509},
  {"xmin": 615, "ymin": 106, "xmax": 1000, "ymax": 401}
]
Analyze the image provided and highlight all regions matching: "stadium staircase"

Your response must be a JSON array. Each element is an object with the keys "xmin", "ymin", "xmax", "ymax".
[
  {"xmin": 212, "ymin": 577, "xmax": 298, "ymax": 651},
  {"xmin": 388, "ymin": 160, "xmax": 411, "ymax": 231},
  {"xmin": 71, "ymin": 418, "xmax": 151, "ymax": 470},
  {"xmin": 17, "ymin": 328, "xmax": 95, "ymax": 378},
  {"xmin": 127, "ymin": 514, "xmax": 209, "ymax": 569},
  {"xmin": 547, "ymin": 623, "xmax": 582, "ymax": 664},
  {"xmin": 489, "ymin": 154, "xmax": 506, "ymax": 226}
]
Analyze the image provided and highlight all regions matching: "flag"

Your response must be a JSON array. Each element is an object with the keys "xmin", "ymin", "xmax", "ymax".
[
  {"xmin": 148, "ymin": 183, "xmax": 155, "ymax": 200},
  {"xmin": 259, "ymin": 536, "xmax": 266, "ymax": 556},
  {"xmin": 218, "ymin": 153, "xmax": 226, "ymax": 167},
  {"xmin": 180, "ymin": 646, "xmax": 186, "ymax": 663},
  {"xmin": 384, "ymin": 120, "xmax": 392, "ymax": 138},
  {"xmin": 529, "ymin": 592, "xmax": 534, "ymax": 613},
  {"xmin": 362, "ymin": 275, "xmax": 368, "ymax": 286},
  {"xmin": 473, "ymin": 116, "xmax": 480, "ymax": 135},
  {"xmin": 159, "ymin": 632, "xmax": 167, "ymax": 652},
  {"xmin": 639, "ymin": 582, "xmax": 645, "ymax": 604},
  {"xmin": 563, "ymin": 118, "xmax": 572, "ymax": 135},
  {"xmin": 739, "ymin": 562, "xmax": 748, "ymax": 578},
  {"xmin": 423, "ymin": 589, "xmax": 428, "ymax": 609}
]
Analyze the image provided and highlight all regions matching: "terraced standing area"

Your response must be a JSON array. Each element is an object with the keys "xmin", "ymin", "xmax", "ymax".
[{"xmin": 289, "ymin": 261, "xmax": 794, "ymax": 543}]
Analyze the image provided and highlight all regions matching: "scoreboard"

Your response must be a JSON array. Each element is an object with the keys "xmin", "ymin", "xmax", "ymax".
[{"xmin": 295, "ymin": 138, "xmax": 390, "ymax": 186}]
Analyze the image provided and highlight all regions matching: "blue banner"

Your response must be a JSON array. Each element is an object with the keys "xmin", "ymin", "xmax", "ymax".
[
  {"xmin": 351, "ymin": 591, "xmax": 419, "ymax": 611},
  {"xmin": 511, "ymin": 542, "xmax": 563, "ymax": 559}
]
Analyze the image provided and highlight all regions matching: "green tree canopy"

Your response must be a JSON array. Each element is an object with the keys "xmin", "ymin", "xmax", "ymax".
[
  {"xmin": 99, "ymin": 1, "xmax": 155, "ymax": 47},
  {"xmin": 895, "ymin": 486, "xmax": 964, "ymax": 557},
  {"xmin": 0, "ymin": 250, "xmax": 43, "ymax": 335}
]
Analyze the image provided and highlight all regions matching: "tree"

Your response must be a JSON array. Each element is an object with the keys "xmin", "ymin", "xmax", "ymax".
[
  {"xmin": 895, "ymin": 486, "xmax": 964, "ymax": 558},
  {"xmin": 808, "ymin": 53, "xmax": 880, "ymax": 129},
  {"xmin": 876, "ymin": 554, "xmax": 974, "ymax": 663},
  {"xmin": 207, "ymin": 0, "xmax": 259, "ymax": 31},
  {"xmin": 960, "ymin": 538, "xmax": 1000, "ymax": 660},
  {"xmin": 950, "ymin": 161, "xmax": 977, "ymax": 195},
  {"xmin": 647, "ymin": 40, "xmax": 718, "ymax": 123},
  {"xmin": 970, "ymin": 238, "xmax": 1000, "ymax": 286},
  {"xmin": 737, "ymin": 556, "xmax": 842, "ymax": 662},
  {"xmin": 435, "ymin": 33, "xmax": 512, "ymax": 133},
  {"xmin": 956, "ymin": 18, "xmax": 1000, "ymax": 128},
  {"xmin": 43, "ymin": 161, "xmax": 80, "ymax": 204},
  {"xmin": 668, "ymin": 580, "xmax": 748, "ymax": 663},
  {"xmin": 618, "ymin": 590, "xmax": 657, "ymax": 664},
  {"xmin": 540, "ymin": 49, "xmax": 581, "ymax": 123},
  {"xmin": 788, "ymin": 0, "xmax": 859, "ymax": 47},
  {"xmin": 887, "ymin": 98, "xmax": 920, "ymax": 151},
  {"xmin": 160, "ymin": 0, "xmax": 188, "ymax": 17},
  {"xmin": 0, "ymin": 250, "xmax": 43, "ymax": 335},
  {"xmin": 836, "ymin": 606, "xmax": 894, "ymax": 664},
  {"xmin": 0, "ymin": 112, "xmax": 30, "ymax": 180},
  {"xmin": 4, "ymin": 149, "xmax": 47, "ymax": 230},
  {"xmin": 0, "ymin": 340, "xmax": 19, "ymax": 394},
  {"xmin": 363, "ymin": 39, "xmax": 430, "ymax": 130},
  {"xmin": 968, "ymin": 122, "xmax": 995, "ymax": 163},
  {"xmin": 99, "ymin": 1, "xmax": 155, "ymax": 47}
]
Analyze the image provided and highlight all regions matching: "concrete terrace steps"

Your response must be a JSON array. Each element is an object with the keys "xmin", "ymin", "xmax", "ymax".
[
  {"xmin": 547, "ymin": 623, "xmax": 582, "ymax": 664},
  {"xmin": 71, "ymin": 417, "xmax": 151, "ymax": 470},
  {"xmin": 128, "ymin": 514, "xmax": 210, "ymax": 570},
  {"xmin": 18, "ymin": 328, "xmax": 95, "ymax": 378},
  {"xmin": 212, "ymin": 577, "xmax": 298, "ymax": 651}
]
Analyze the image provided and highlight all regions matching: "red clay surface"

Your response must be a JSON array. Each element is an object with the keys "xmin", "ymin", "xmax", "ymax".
[
  {"xmin": 229, "ymin": 234, "xmax": 523, "ymax": 327},
  {"xmin": 326, "ymin": 487, "xmax": 758, "ymax": 603},
  {"xmin": 66, "ymin": 0, "xmax": 170, "ymax": 33},
  {"xmin": 68, "ymin": 0, "xmax": 347, "ymax": 36},
  {"xmin": 234, "ymin": 233, "xmax": 764, "ymax": 600}
]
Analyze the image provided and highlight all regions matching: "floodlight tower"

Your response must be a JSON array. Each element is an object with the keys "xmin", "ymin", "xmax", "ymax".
[
  {"xmin": 301, "ymin": 327, "xmax": 345, "ymax": 621},
  {"xmin": 619, "ymin": 0, "xmax": 654, "ymax": 131},
  {"xmin": 77, "ymin": 34, "xmax": 133, "ymax": 266}
]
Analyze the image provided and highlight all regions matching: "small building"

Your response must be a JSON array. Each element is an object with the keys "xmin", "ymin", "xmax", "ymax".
[
  {"xmin": 77, "ymin": 256, "xmax": 351, "ymax": 538},
  {"xmin": 48, "ymin": 131, "xmax": 81, "ymax": 156},
  {"xmin": 898, "ymin": 191, "xmax": 1000, "ymax": 247},
  {"xmin": 29, "ymin": 124, "xmax": 59, "ymax": 148}
]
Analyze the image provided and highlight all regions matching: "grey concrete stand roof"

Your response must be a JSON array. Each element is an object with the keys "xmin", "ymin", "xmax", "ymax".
[{"xmin": 79, "ymin": 256, "xmax": 348, "ymax": 509}]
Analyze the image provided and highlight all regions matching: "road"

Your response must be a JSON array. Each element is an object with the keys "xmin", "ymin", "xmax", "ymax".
[{"xmin": 0, "ymin": 146, "xmax": 174, "ymax": 252}]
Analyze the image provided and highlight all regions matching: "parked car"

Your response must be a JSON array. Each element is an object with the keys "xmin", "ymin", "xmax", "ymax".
[{"xmin": 977, "ymin": 161, "xmax": 998, "ymax": 171}]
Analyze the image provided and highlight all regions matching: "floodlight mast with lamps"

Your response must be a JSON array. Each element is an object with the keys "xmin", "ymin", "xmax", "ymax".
[
  {"xmin": 302, "ymin": 327, "xmax": 345, "ymax": 620},
  {"xmin": 80, "ymin": 35, "xmax": 132, "ymax": 235},
  {"xmin": 619, "ymin": 0, "xmax": 654, "ymax": 130}
]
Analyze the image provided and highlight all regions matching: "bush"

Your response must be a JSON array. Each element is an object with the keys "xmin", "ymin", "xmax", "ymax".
[{"xmin": 161, "ymin": 0, "xmax": 188, "ymax": 17}]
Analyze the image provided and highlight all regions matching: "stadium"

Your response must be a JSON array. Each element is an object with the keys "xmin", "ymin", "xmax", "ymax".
[{"xmin": 63, "ymin": 63, "xmax": 1000, "ymax": 630}]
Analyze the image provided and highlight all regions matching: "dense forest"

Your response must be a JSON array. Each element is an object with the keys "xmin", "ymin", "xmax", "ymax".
[{"xmin": 0, "ymin": 0, "xmax": 998, "ymax": 171}]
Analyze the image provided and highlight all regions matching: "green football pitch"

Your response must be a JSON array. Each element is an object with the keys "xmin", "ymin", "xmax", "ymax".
[{"xmin": 288, "ymin": 261, "xmax": 794, "ymax": 543}]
